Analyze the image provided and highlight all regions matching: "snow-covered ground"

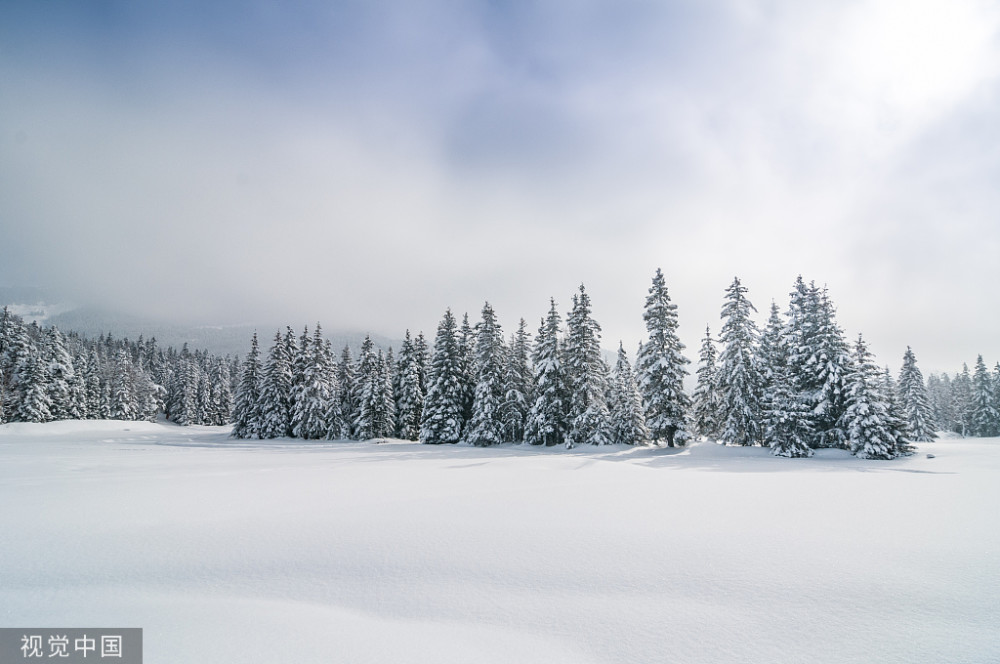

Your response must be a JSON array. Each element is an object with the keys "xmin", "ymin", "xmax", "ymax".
[{"xmin": 2, "ymin": 420, "xmax": 998, "ymax": 663}]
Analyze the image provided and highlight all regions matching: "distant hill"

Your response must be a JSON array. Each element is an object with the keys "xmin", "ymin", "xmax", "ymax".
[{"xmin": 1, "ymin": 295, "xmax": 402, "ymax": 358}]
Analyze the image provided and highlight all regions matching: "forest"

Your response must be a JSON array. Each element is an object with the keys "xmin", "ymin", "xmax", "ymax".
[{"xmin": 3, "ymin": 272, "xmax": 998, "ymax": 460}]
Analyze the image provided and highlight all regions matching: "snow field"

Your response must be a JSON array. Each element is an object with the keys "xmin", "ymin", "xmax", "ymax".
[{"xmin": 2, "ymin": 421, "xmax": 998, "ymax": 663}]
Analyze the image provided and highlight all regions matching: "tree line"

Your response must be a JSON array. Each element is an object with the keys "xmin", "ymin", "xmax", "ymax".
[
  {"xmin": 229, "ymin": 270, "xmax": 1000, "ymax": 459},
  {"xmin": 0, "ymin": 307, "xmax": 240, "ymax": 426}
]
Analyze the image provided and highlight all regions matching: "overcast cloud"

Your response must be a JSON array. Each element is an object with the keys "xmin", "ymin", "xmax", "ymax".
[{"xmin": 1, "ymin": 0, "xmax": 998, "ymax": 374}]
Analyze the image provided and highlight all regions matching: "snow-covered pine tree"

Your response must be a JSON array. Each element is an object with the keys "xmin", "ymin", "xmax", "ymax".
[
  {"xmin": 457, "ymin": 313, "xmax": 476, "ymax": 435},
  {"xmin": 809, "ymin": 287, "xmax": 853, "ymax": 448},
  {"xmin": 351, "ymin": 335, "xmax": 375, "ymax": 439},
  {"xmin": 259, "ymin": 331, "xmax": 293, "ymax": 438},
  {"xmin": 758, "ymin": 301, "xmax": 785, "ymax": 408},
  {"xmin": 211, "ymin": 356, "xmax": 234, "ymax": 424},
  {"xmin": 293, "ymin": 325, "xmax": 334, "ymax": 440},
  {"xmin": 231, "ymin": 332, "xmax": 264, "ymax": 439},
  {"xmin": 282, "ymin": 327, "xmax": 300, "ymax": 429},
  {"xmin": 322, "ymin": 338, "xmax": 346, "ymax": 440},
  {"xmin": 420, "ymin": 309, "xmax": 465, "ymax": 444},
  {"xmin": 19, "ymin": 347, "xmax": 52, "ymax": 423},
  {"xmin": 69, "ymin": 352, "xmax": 89, "ymax": 420},
  {"xmin": 716, "ymin": 277, "xmax": 764, "ymax": 446},
  {"xmin": 499, "ymin": 318, "xmax": 533, "ymax": 443},
  {"xmin": 950, "ymin": 364, "xmax": 973, "ymax": 436},
  {"xmin": 110, "ymin": 348, "xmax": 137, "ymax": 421},
  {"xmin": 970, "ymin": 355, "xmax": 999, "ymax": 437},
  {"xmin": 524, "ymin": 299, "xmax": 568, "ymax": 446},
  {"xmin": 636, "ymin": 269, "xmax": 691, "ymax": 447},
  {"xmin": 897, "ymin": 347, "xmax": 937, "ymax": 442},
  {"xmin": 880, "ymin": 366, "xmax": 914, "ymax": 457},
  {"xmin": 609, "ymin": 342, "xmax": 650, "ymax": 445},
  {"xmin": 925, "ymin": 373, "xmax": 953, "ymax": 432},
  {"xmin": 357, "ymin": 348, "xmax": 394, "ymax": 441},
  {"xmin": 692, "ymin": 325, "xmax": 721, "ymax": 440},
  {"xmin": 337, "ymin": 344, "xmax": 359, "ymax": 437},
  {"xmin": 842, "ymin": 334, "xmax": 901, "ymax": 460},
  {"xmin": 43, "ymin": 327, "xmax": 75, "ymax": 420},
  {"xmin": 563, "ymin": 284, "xmax": 613, "ymax": 448},
  {"xmin": 763, "ymin": 357, "xmax": 814, "ymax": 458},
  {"xmin": 465, "ymin": 302, "xmax": 505, "ymax": 447},
  {"xmin": 394, "ymin": 331, "xmax": 424, "ymax": 441}
]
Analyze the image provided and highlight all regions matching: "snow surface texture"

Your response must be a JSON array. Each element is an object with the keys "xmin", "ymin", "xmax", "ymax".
[{"xmin": 2, "ymin": 421, "xmax": 998, "ymax": 663}]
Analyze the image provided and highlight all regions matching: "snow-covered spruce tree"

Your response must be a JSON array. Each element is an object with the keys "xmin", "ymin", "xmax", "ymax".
[
  {"xmin": 281, "ymin": 327, "xmax": 300, "ymax": 429},
  {"xmin": 716, "ymin": 277, "xmax": 764, "ymax": 446},
  {"xmin": 231, "ymin": 332, "xmax": 264, "ymax": 439},
  {"xmin": 292, "ymin": 325, "xmax": 335, "ymax": 440},
  {"xmin": 259, "ymin": 331, "xmax": 293, "ymax": 438},
  {"xmin": 524, "ymin": 299, "xmax": 568, "ymax": 446},
  {"xmin": 925, "ymin": 373, "xmax": 953, "ymax": 432},
  {"xmin": 420, "ymin": 309, "xmax": 465, "ymax": 444},
  {"xmin": 465, "ymin": 302, "xmax": 505, "ymax": 447},
  {"xmin": 321, "ymin": 338, "xmax": 346, "ymax": 440},
  {"xmin": 354, "ymin": 349, "xmax": 395, "ymax": 440},
  {"xmin": 356, "ymin": 348, "xmax": 395, "ymax": 440},
  {"xmin": 499, "ymin": 318, "xmax": 533, "ymax": 443},
  {"xmin": 950, "ymin": 364, "xmax": 973, "ymax": 436},
  {"xmin": 636, "ymin": 269, "xmax": 691, "ymax": 447},
  {"xmin": 110, "ymin": 348, "xmax": 137, "ymax": 421},
  {"xmin": 880, "ymin": 366, "xmax": 914, "ymax": 457},
  {"xmin": 394, "ymin": 330, "xmax": 425, "ymax": 441},
  {"xmin": 351, "ymin": 335, "xmax": 375, "ymax": 439},
  {"xmin": 19, "ymin": 347, "xmax": 52, "ymax": 423},
  {"xmin": 44, "ymin": 327, "xmax": 75, "ymax": 420},
  {"xmin": 69, "ymin": 352, "xmax": 89, "ymax": 420},
  {"xmin": 337, "ymin": 345, "xmax": 358, "ymax": 437},
  {"xmin": 609, "ymin": 342, "xmax": 650, "ymax": 445},
  {"xmin": 763, "ymin": 353, "xmax": 814, "ymax": 458},
  {"xmin": 758, "ymin": 301, "xmax": 785, "ymax": 408},
  {"xmin": 842, "ymin": 334, "xmax": 902, "ymax": 460},
  {"xmin": 456, "ymin": 313, "xmax": 476, "ymax": 435},
  {"xmin": 692, "ymin": 326, "xmax": 721, "ymax": 440},
  {"xmin": 809, "ymin": 288, "xmax": 853, "ymax": 448},
  {"xmin": 970, "ymin": 355, "xmax": 999, "ymax": 437},
  {"xmin": 897, "ymin": 347, "xmax": 937, "ymax": 442},
  {"xmin": 564, "ymin": 284, "xmax": 613, "ymax": 448}
]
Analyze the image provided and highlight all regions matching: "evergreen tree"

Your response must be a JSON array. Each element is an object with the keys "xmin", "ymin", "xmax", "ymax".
[
  {"xmin": 609, "ymin": 342, "xmax": 650, "ymax": 445},
  {"xmin": 465, "ymin": 302, "xmax": 505, "ymax": 447},
  {"xmin": 925, "ymin": 372, "xmax": 953, "ymax": 432},
  {"xmin": 351, "ymin": 335, "xmax": 376, "ymax": 439},
  {"xmin": 636, "ymin": 269, "xmax": 691, "ymax": 447},
  {"xmin": 951, "ymin": 364, "xmax": 973, "ymax": 436},
  {"xmin": 716, "ymin": 277, "xmax": 764, "ymax": 446},
  {"xmin": 259, "ymin": 331, "xmax": 293, "ymax": 438},
  {"xmin": 293, "ymin": 325, "xmax": 334, "ymax": 440},
  {"xmin": 897, "ymin": 347, "xmax": 937, "ymax": 442},
  {"xmin": 843, "ymin": 334, "xmax": 901, "ymax": 460},
  {"xmin": 356, "ymin": 349, "xmax": 394, "ymax": 440},
  {"xmin": 499, "ymin": 319, "xmax": 533, "ymax": 443},
  {"xmin": 880, "ymin": 366, "xmax": 915, "ymax": 457},
  {"xmin": 564, "ymin": 284, "xmax": 613, "ymax": 447},
  {"xmin": 692, "ymin": 325, "xmax": 722, "ymax": 440},
  {"xmin": 19, "ymin": 348, "xmax": 53, "ymax": 423},
  {"xmin": 970, "ymin": 355, "xmax": 999, "ymax": 437},
  {"xmin": 810, "ymin": 288, "xmax": 853, "ymax": 448},
  {"xmin": 394, "ymin": 330, "xmax": 424, "ymax": 441},
  {"xmin": 44, "ymin": 327, "xmax": 74, "ymax": 420},
  {"xmin": 232, "ymin": 332, "xmax": 264, "ymax": 439},
  {"xmin": 337, "ymin": 344, "xmax": 359, "ymax": 438},
  {"xmin": 110, "ymin": 348, "xmax": 137, "ymax": 421},
  {"xmin": 456, "ymin": 313, "xmax": 477, "ymax": 434},
  {"xmin": 420, "ymin": 309, "xmax": 465, "ymax": 444},
  {"xmin": 524, "ymin": 300, "xmax": 568, "ymax": 446}
]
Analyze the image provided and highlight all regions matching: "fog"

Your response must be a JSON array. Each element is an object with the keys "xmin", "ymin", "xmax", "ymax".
[{"xmin": 2, "ymin": 0, "xmax": 999, "ymax": 375}]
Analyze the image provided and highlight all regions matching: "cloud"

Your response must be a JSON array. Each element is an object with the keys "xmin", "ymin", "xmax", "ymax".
[{"xmin": 1, "ymin": 0, "xmax": 999, "ymax": 375}]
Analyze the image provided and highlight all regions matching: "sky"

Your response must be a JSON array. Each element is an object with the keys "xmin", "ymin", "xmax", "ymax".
[{"xmin": 1, "ymin": 0, "xmax": 999, "ymax": 376}]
